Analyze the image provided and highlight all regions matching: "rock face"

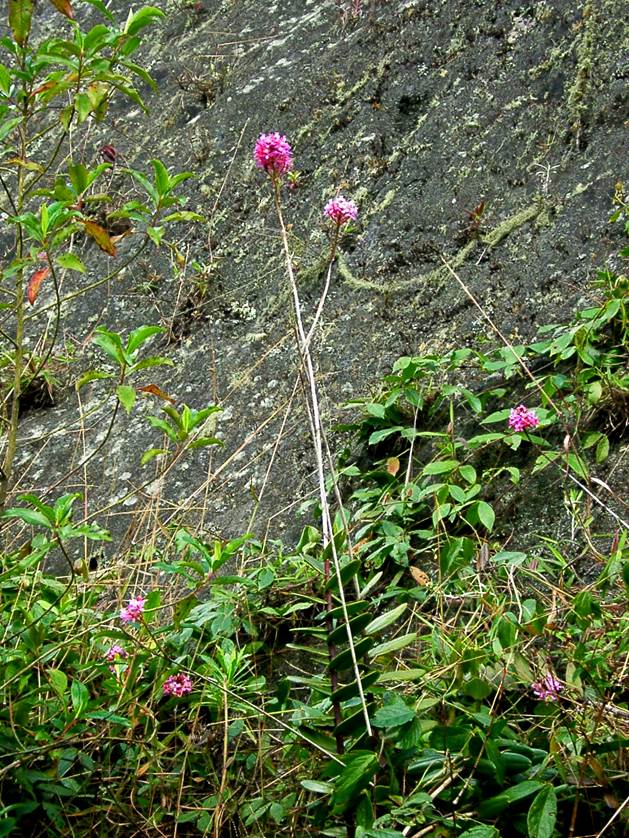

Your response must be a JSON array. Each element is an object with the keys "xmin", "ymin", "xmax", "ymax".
[{"xmin": 5, "ymin": 0, "xmax": 627, "ymax": 559}]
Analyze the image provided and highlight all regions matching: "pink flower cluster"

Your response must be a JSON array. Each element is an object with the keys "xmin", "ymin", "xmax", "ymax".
[
  {"xmin": 254, "ymin": 132, "xmax": 293, "ymax": 176},
  {"xmin": 120, "ymin": 596, "xmax": 145, "ymax": 623},
  {"xmin": 105, "ymin": 644, "xmax": 128, "ymax": 675},
  {"xmin": 163, "ymin": 672, "xmax": 193, "ymax": 697},
  {"xmin": 324, "ymin": 195, "xmax": 359, "ymax": 226},
  {"xmin": 508, "ymin": 405, "xmax": 540, "ymax": 432},
  {"xmin": 532, "ymin": 672, "xmax": 562, "ymax": 701}
]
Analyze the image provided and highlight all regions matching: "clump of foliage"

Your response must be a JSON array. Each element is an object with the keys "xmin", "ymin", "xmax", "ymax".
[{"xmin": 0, "ymin": 4, "xmax": 627, "ymax": 837}]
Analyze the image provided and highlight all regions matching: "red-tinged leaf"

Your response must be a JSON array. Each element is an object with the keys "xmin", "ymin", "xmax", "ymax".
[
  {"xmin": 137, "ymin": 384, "xmax": 176, "ymax": 404},
  {"xmin": 82, "ymin": 220, "xmax": 116, "ymax": 256},
  {"xmin": 27, "ymin": 267, "xmax": 50, "ymax": 305},
  {"xmin": 48, "ymin": 0, "xmax": 74, "ymax": 18},
  {"xmin": 9, "ymin": 0, "xmax": 33, "ymax": 46}
]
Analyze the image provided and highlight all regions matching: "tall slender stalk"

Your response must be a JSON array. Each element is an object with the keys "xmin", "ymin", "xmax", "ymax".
[
  {"xmin": 271, "ymin": 178, "xmax": 372, "ymax": 742},
  {"xmin": 0, "ymin": 54, "xmax": 29, "ymax": 508}
]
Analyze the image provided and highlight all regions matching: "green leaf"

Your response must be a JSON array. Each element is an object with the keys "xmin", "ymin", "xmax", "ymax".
[
  {"xmin": 68, "ymin": 162, "xmax": 88, "ymax": 194},
  {"xmin": 477, "ymin": 501, "xmax": 495, "ymax": 531},
  {"xmin": 478, "ymin": 780, "xmax": 542, "ymax": 818},
  {"xmin": 0, "ymin": 116, "xmax": 21, "ymax": 143},
  {"xmin": 459, "ymin": 827, "xmax": 500, "ymax": 838},
  {"xmin": 363, "ymin": 603, "xmax": 407, "ymax": 636},
  {"xmin": 0, "ymin": 63, "xmax": 12, "ymax": 94},
  {"xmin": 459, "ymin": 464, "xmax": 477, "ymax": 483},
  {"xmin": 188, "ymin": 437, "xmax": 223, "ymax": 449},
  {"xmin": 368, "ymin": 632, "xmax": 417, "ymax": 660},
  {"xmin": 124, "ymin": 6, "xmax": 164, "ymax": 36},
  {"xmin": 92, "ymin": 327, "xmax": 124, "ymax": 365},
  {"xmin": 9, "ymin": 0, "xmax": 33, "ymax": 46},
  {"xmin": 48, "ymin": 668, "xmax": 68, "ymax": 698},
  {"xmin": 373, "ymin": 701, "xmax": 415, "ymax": 729},
  {"xmin": 163, "ymin": 210, "xmax": 204, "ymax": 222},
  {"xmin": 328, "ymin": 637, "xmax": 374, "ymax": 672},
  {"xmin": 126, "ymin": 324, "xmax": 164, "ymax": 355},
  {"xmin": 527, "ymin": 785, "xmax": 557, "ymax": 838},
  {"xmin": 565, "ymin": 453, "xmax": 588, "ymax": 480},
  {"xmin": 75, "ymin": 91, "xmax": 92, "ymax": 124},
  {"xmin": 331, "ymin": 752, "xmax": 378, "ymax": 815},
  {"xmin": 1, "ymin": 507, "xmax": 51, "ymax": 528},
  {"xmin": 422, "ymin": 459, "xmax": 459, "ymax": 475},
  {"xmin": 146, "ymin": 225, "xmax": 164, "ymax": 247},
  {"xmin": 126, "ymin": 168, "xmax": 158, "ymax": 205},
  {"xmin": 75, "ymin": 370, "xmax": 113, "ymax": 390},
  {"xmin": 482, "ymin": 409, "xmax": 511, "ymax": 424},
  {"xmin": 368, "ymin": 426, "xmax": 404, "ymax": 445},
  {"xmin": 116, "ymin": 384, "xmax": 136, "ymax": 414},
  {"xmin": 595, "ymin": 435, "xmax": 609, "ymax": 463},
  {"xmin": 150, "ymin": 158, "xmax": 170, "ymax": 196},
  {"xmin": 301, "ymin": 780, "xmax": 333, "ymax": 794},
  {"xmin": 378, "ymin": 668, "xmax": 425, "ymax": 683},
  {"xmin": 70, "ymin": 680, "xmax": 89, "ymax": 716},
  {"xmin": 462, "ymin": 677, "xmax": 492, "ymax": 700},
  {"xmin": 140, "ymin": 447, "xmax": 168, "ymax": 465},
  {"xmin": 56, "ymin": 252, "xmax": 85, "ymax": 272}
]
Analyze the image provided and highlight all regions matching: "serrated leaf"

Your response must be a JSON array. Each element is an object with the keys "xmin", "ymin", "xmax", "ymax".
[
  {"xmin": 116, "ymin": 385, "xmax": 135, "ymax": 414},
  {"xmin": 27, "ymin": 266, "xmax": 50, "ymax": 305},
  {"xmin": 373, "ymin": 701, "xmax": 415, "ymax": 729}
]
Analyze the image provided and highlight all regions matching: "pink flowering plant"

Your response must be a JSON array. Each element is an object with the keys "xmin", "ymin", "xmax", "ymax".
[
  {"xmin": 163, "ymin": 672, "xmax": 193, "ymax": 697},
  {"xmin": 120, "ymin": 596, "xmax": 146, "ymax": 624},
  {"xmin": 532, "ymin": 672, "xmax": 563, "ymax": 702},
  {"xmin": 254, "ymin": 132, "xmax": 294, "ymax": 178},
  {"xmin": 324, "ymin": 195, "xmax": 359, "ymax": 227},
  {"xmin": 508, "ymin": 404, "xmax": 540, "ymax": 432}
]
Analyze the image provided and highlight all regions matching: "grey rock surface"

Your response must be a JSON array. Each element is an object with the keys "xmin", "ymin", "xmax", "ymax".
[{"xmin": 3, "ymin": 0, "xmax": 627, "ymax": 563}]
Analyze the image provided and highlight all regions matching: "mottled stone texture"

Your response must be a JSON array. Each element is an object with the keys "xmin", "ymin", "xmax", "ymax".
[{"xmin": 6, "ymin": 0, "xmax": 627, "ymax": 559}]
